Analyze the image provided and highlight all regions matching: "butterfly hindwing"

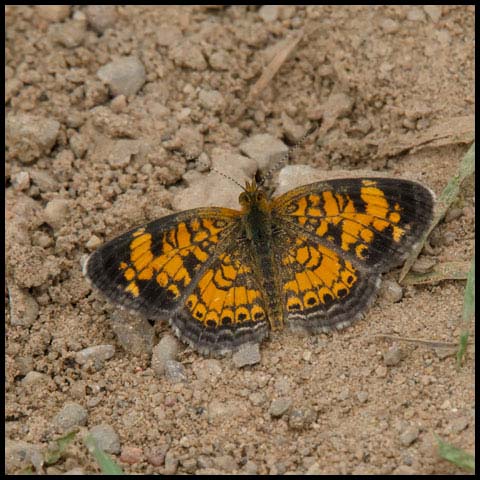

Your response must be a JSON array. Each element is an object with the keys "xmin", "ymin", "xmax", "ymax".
[{"xmin": 170, "ymin": 242, "xmax": 269, "ymax": 354}]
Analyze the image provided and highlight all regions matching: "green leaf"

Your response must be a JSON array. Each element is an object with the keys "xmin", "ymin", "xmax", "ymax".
[
  {"xmin": 457, "ymin": 255, "xmax": 475, "ymax": 366},
  {"xmin": 84, "ymin": 435, "xmax": 124, "ymax": 475},
  {"xmin": 44, "ymin": 431, "xmax": 77, "ymax": 465},
  {"xmin": 436, "ymin": 434, "xmax": 475, "ymax": 471}
]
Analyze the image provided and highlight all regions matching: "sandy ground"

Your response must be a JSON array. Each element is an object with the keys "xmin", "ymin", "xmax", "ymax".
[{"xmin": 5, "ymin": 6, "xmax": 474, "ymax": 474}]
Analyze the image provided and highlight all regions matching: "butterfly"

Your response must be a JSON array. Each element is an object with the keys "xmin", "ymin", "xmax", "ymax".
[{"xmin": 84, "ymin": 175, "xmax": 434, "ymax": 355}]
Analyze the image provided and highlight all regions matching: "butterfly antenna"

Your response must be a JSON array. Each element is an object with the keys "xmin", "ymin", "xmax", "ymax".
[
  {"xmin": 174, "ymin": 149, "xmax": 244, "ymax": 190},
  {"xmin": 259, "ymin": 121, "xmax": 319, "ymax": 186}
]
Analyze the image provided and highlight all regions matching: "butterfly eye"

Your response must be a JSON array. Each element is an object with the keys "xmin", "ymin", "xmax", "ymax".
[
  {"xmin": 256, "ymin": 191, "xmax": 265, "ymax": 202},
  {"xmin": 239, "ymin": 192, "xmax": 248, "ymax": 204}
]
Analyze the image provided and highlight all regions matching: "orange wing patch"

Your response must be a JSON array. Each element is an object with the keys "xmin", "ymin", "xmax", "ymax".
[
  {"xmin": 273, "ymin": 178, "xmax": 418, "ymax": 270},
  {"xmin": 281, "ymin": 237, "xmax": 358, "ymax": 314},
  {"xmin": 185, "ymin": 252, "xmax": 266, "ymax": 328}
]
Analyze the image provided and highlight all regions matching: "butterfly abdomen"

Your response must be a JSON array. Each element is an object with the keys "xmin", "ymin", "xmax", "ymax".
[{"xmin": 242, "ymin": 202, "xmax": 284, "ymax": 331}]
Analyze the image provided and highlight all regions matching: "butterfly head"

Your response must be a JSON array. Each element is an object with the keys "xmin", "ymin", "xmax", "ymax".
[{"xmin": 239, "ymin": 178, "xmax": 269, "ymax": 212}]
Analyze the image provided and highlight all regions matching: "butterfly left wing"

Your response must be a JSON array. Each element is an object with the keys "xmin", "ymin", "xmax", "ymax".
[
  {"xmin": 85, "ymin": 207, "xmax": 269, "ymax": 354},
  {"xmin": 84, "ymin": 207, "xmax": 241, "ymax": 319},
  {"xmin": 271, "ymin": 177, "xmax": 434, "ymax": 332}
]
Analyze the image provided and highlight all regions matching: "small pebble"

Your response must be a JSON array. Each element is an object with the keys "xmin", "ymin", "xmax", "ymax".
[
  {"xmin": 448, "ymin": 416, "xmax": 469, "ymax": 434},
  {"xmin": 120, "ymin": 446, "xmax": 143, "ymax": 464},
  {"xmin": 407, "ymin": 7, "xmax": 426, "ymax": 22},
  {"xmin": 110, "ymin": 312, "xmax": 155, "ymax": 356},
  {"xmin": 89, "ymin": 424, "xmax": 121, "ymax": 454},
  {"xmin": 423, "ymin": 5, "xmax": 442, "ymax": 23},
  {"xmin": 169, "ymin": 41, "xmax": 207, "ymax": 71},
  {"xmin": 380, "ymin": 279, "xmax": 403, "ymax": 303},
  {"xmin": 5, "ymin": 440, "xmax": 44, "ymax": 473},
  {"xmin": 97, "ymin": 56, "xmax": 146, "ymax": 97},
  {"xmin": 383, "ymin": 344, "xmax": 403, "ymax": 366},
  {"xmin": 44, "ymin": 199, "xmax": 71, "ymax": 230},
  {"xmin": 376, "ymin": 365, "xmax": 388, "ymax": 378},
  {"xmin": 85, "ymin": 235, "xmax": 102, "ymax": 250},
  {"xmin": 75, "ymin": 344, "xmax": 115, "ymax": 365},
  {"xmin": 269, "ymin": 397, "xmax": 292, "ymax": 417},
  {"xmin": 36, "ymin": 5, "xmax": 71, "ymax": 22},
  {"xmin": 21, "ymin": 371, "xmax": 49, "ymax": 386},
  {"xmin": 163, "ymin": 451, "xmax": 179, "ymax": 475},
  {"xmin": 356, "ymin": 391, "xmax": 369, "ymax": 403},
  {"xmin": 181, "ymin": 457, "xmax": 197, "ymax": 473},
  {"xmin": 152, "ymin": 334, "xmax": 181, "ymax": 377},
  {"xmin": 49, "ymin": 20, "xmax": 86, "ymax": 48},
  {"xmin": 380, "ymin": 18, "xmax": 400, "ymax": 34},
  {"xmin": 214, "ymin": 454, "xmax": 237, "ymax": 473},
  {"xmin": 85, "ymin": 5, "xmax": 117, "ymax": 33},
  {"xmin": 445, "ymin": 207, "xmax": 463, "ymax": 223},
  {"xmin": 198, "ymin": 89, "xmax": 225, "ymax": 113},
  {"xmin": 208, "ymin": 50, "xmax": 231, "ymax": 71},
  {"xmin": 233, "ymin": 342, "xmax": 261, "ymax": 368},
  {"xmin": 64, "ymin": 468, "xmax": 86, "ymax": 475},
  {"xmin": 11, "ymin": 171, "xmax": 30, "ymax": 191},
  {"xmin": 259, "ymin": 5, "xmax": 279, "ymax": 22},
  {"xmin": 399, "ymin": 425, "xmax": 420, "ymax": 446},
  {"xmin": 6, "ymin": 114, "xmax": 60, "ymax": 164},
  {"xmin": 411, "ymin": 257, "xmax": 436, "ymax": 274},
  {"xmin": 164, "ymin": 360, "xmax": 188, "ymax": 383},
  {"xmin": 239, "ymin": 134, "xmax": 289, "ymax": 171},
  {"xmin": 156, "ymin": 25, "xmax": 182, "ymax": 47},
  {"xmin": 53, "ymin": 402, "xmax": 88, "ymax": 432},
  {"xmin": 249, "ymin": 391, "xmax": 267, "ymax": 406},
  {"xmin": 288, "ymin": 408, "xmax": 315, "ymax": 431}
]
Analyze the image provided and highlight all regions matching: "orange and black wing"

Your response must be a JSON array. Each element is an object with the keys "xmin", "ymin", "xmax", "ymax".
[
  {"xmin": 271, "ymin": 177, "xmax": 434, "ymax": 332},
  {"xmin": 85, "ymin": 207, "xmax": 268, "ymax": 354}
]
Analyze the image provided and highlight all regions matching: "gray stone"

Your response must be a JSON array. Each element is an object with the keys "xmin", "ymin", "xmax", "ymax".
[
  {"xmin": 5, "ymin": 440, "xmax": 44, "ymax": 473},
  {"xmin": 11, "ymin": 171, "xmax": 30, "ymax": 191},
  {"xmin": 164, "ymin": 360, "xmax": 188, "ymax": 383},
  {"xmin": 399, "ymin": 425, "xmax": 420, "ymax": 446},
  {"xmin": 44, "ymin": 199, "xmax": 72, "ymax": 230},
  {"xmin": 199, "ymin": 89, "xmax": 225, "ymax": 112},
  {"xmin": 85, "ymin": 5, "xmax": 118, "ymax": 33},
  {"xmin": 89, "ymin": 424, "xmax": 121, "ymax": 454},
  {"xmin": 110, "ymin": 312, "xmax": 154, "ymax": 356},
  {"xmin": 239, "ymin": 134, "xmax": 289, "ymax": 171},
  {"xmin": 152, "ymin": 334, "xmax": 181, "ymax": 377},
  {"xmin": 36, "ymin": 5, "xmax": 71, "ymax": 22},
  {"xmin": 270, "ymin": 397, "xmax": 292, "ymax": 417},
  {"xmin": 423, "ymin": 5, "xmax": 442, "ymax": 23},
  {"xmin": 259, "ymin": 5, "xmax": 279, "ymax": 22},
  {"xmin": 21, "ymin": 371, "xmax": 49, "ymax": 386},
  {"xmin": 448, "ymin": 416, "xmax": 469, "ymax": 434},
  {"xmin": 49, "ymin": 20, "xmax": 86, "ymax": 48},
  {"xmin": 380, "ymin": 279, "xmax": 403, "ymax": 303},
  {"xmin": 6, "ymin": 114, "xmax": 60, "ymax": 164},
  {"xmin": 164, "ymin": 451, "xmax": 179, "ymax": 474},
  {"xmin": 53, "ymin": 402, "xmax": 88, "ymax": 432},
  {"xmin": 75, "ymin": 345, "xmax": 115, "ymax": 365},
  {"xmin": 233, "ymin": 342, "xmax": 261, "ymax": 368},
  {"xmin": 97, "ymin": 56, "xmax": 146, "ymax": 96},
  {"xmin": 383, "ymin": 344, "xmax": 403, "ymax": 366},
  {"xmin": 214, "ymin": 454, "xmax": 237, "ymax": 473},
  {"xmin": 169, "ymin": 41, "xmax": 207, "ymax": 70}
]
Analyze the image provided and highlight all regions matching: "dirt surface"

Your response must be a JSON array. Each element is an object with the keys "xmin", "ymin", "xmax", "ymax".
[{"xmin": 5, "ymin": 5, "xmax": 475, "ymax": 475}]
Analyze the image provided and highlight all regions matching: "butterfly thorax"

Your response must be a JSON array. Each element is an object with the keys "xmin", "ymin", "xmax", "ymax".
[{"xmin": 239, "ymin": 180, "xmax": 284, "ymax": 330}]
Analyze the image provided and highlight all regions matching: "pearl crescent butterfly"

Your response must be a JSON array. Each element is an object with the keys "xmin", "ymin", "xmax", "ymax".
[{"xmin": 84, "ymin": 176, "xmax": 434, "ymax": 355}]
